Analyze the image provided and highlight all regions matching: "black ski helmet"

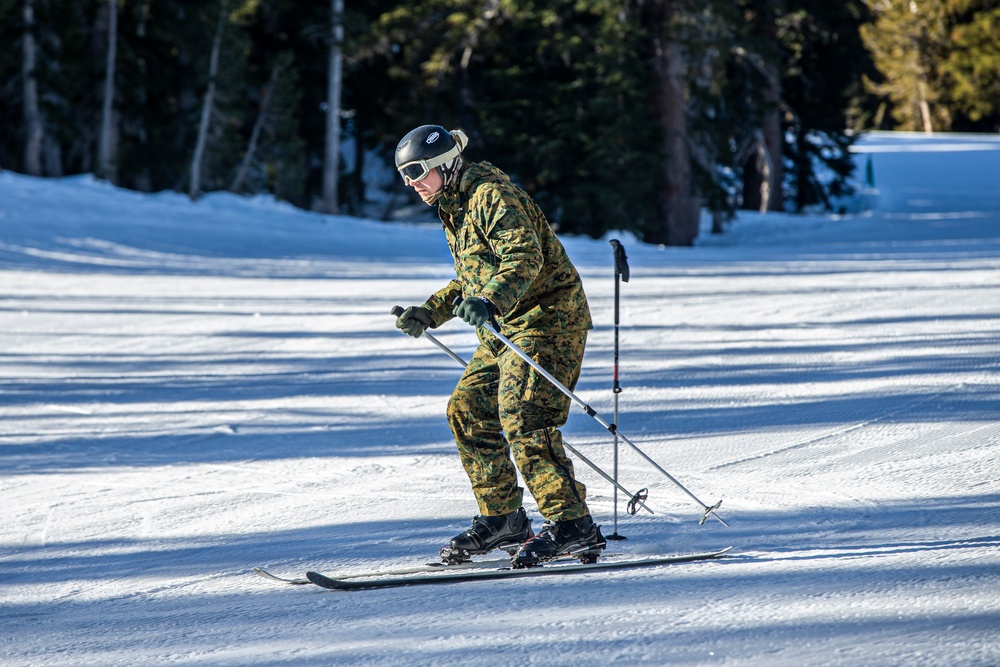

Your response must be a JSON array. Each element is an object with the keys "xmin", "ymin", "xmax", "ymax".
[{"xmin": 395, "ymin": 125, "xmax": 466, "ymax": 183}]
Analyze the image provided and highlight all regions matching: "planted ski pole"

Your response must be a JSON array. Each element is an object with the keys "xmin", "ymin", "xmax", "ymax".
[
  {"xmin": 391, "ymin": 305, "xmax": 653, "ymax": 515},
  {"xmin": 468, "ymin": 310, "xmax": 728, "ymax": 527},
  {"xmin": 609, "ymin": 239, "xmax": 630, "ymax": 540}
]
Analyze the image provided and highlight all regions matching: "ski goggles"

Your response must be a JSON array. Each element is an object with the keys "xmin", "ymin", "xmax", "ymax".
[{"xmin": 397, "ymin": 143, "xmax": 463, "ymax": 184}]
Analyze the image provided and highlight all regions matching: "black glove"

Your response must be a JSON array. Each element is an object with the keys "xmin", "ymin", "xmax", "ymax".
[
  {"xmin": 453, "ymin": 296, "xmax": 495, "ymax": 328},
  {"xmin": 395, "ymin": 306, "xmax": 433, "ymax": 338}
]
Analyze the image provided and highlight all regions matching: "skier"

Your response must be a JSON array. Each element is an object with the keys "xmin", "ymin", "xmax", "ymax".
[{"xmin": 393, "ymin": 124, "xmax": 606, "ymax": 567}]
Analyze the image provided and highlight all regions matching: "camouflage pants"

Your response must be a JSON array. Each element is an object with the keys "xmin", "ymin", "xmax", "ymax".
[{"xmin": 446, "ymin": 332, "xmax": 589, "ymax": 522}]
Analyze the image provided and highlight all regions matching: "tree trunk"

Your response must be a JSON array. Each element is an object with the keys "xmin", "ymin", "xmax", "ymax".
[
  {"xmin": 22, "ymin": 0, "xmax": 43, "ymax": 176},
  {"xmin": 319, "ymin": 0, "xmax": 344, "ymax": 214},
  {"xmin": 97, "ymin": 0, "xmax": 118, "ymax": 180},
  {"xmin": 131, "ymin": 0, "xmax": 153, "ymax": 191},
  {"xmin": 740, "ymin": 4, "xmax": 783, "ymax": 214},
  {"xmin": 918, "ymin": 81, "xmax": 933, "ymax": 134},
  {"xmin": 190, "ymin": 1, "xmax": 228, "ymax": 199},
  {"xmin": 43, "ymin": 136, "xmax": 62, "ymax": 176},
  {"xmin": 742, "ymin": 94, "xmax": 782, "ymax": 213},
  {"xmin": 793, "ymin": 123, "xmax": 811, "ymax": 211},
  {"xmin": 742, "ymin": 60, "xmax": 784, "ymax": 213},
  {"xmin": 230, "ymin": 62, "xmax": 281, "ymax": 193},
  {"xmin": 643, "ymin": 1, "xmax": 699, "ymax": 246},
  {"xmin": 760, "ymin": 60, "xmax": 783, "ymax": 211},
  {"xmin": 741, "ymin": 131, "xmax": 771, "ymax": 213}
]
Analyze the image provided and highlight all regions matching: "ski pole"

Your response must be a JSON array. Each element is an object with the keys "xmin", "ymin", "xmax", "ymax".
[
  {"xmin": 609, "ymin": 239, "xmax": 630, "ymax": 539},
  {"xmin": 390, "ymin": 305, "xmax": 653, "ymax": 515},
  {"xmin": 477, "ymin": 319, "xmax": 728, "ymax": 527},
  {"xmin": 405, "ymin": 315, "xmax": 467, "ymax": 368}
]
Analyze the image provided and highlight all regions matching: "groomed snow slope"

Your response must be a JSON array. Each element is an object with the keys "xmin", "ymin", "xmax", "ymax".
[{"xmin": 1, "ymin": 132, "xmax": 998, "ymax": 666}]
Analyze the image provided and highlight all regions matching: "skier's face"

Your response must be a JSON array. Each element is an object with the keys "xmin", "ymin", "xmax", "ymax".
[{"xmin": 408, "ymin": 168, "xmax": 443, "ymax": 204}]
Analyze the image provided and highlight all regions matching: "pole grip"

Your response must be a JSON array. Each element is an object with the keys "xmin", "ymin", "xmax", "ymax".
[
  {"xmin": 451, "ymin": 296, "xmax": 500, "ymax": 331},
  {"xmin": 609, "ymin": 239, "xmax": 630, "ymax": 282}
]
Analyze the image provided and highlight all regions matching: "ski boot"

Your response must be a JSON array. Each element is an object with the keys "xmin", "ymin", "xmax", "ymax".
[
  {"xmin": 511, "ymin": 514, "xmax": 606, "ymax": 568},
  {"xmin": 439, "ymin": 507, "xmax": 533, "ymax": 564}
]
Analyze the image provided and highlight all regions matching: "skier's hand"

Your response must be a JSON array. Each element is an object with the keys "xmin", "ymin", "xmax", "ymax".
[
  {"xmin": 395, "ymin": 306, "xmax": 433, "ymax": 338},
  {"xmin": 453, "ymin": 296, "xmax": 493, "ymax": 328}
]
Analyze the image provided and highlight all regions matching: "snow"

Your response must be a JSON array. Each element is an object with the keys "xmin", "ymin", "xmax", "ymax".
[{"xmin": 2, "ymin": 131, "xmax": 999, "ymax": 666}]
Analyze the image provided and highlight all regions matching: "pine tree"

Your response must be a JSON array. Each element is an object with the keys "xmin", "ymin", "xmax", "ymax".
[
  {"xmin": 779, "ymin": 2, "xmax": 870, "ymax": 212},
  {"xmin": 862, "ymin": 0, "xmax": 950, "ymax": 132},
  {"xmin": 731, "ymin": 0, "xmax": 785, "ymax": 213},
  {"xmin": 363, "ymin": 1, "xmax": 664, "ymax": 240},
  {"xmin": 939, "ymin": 0, "xmax": 1000, "ymax": 130},
  {"xmin": 683, "ymin": 1, "xmax": 762, "ymax": 226}
]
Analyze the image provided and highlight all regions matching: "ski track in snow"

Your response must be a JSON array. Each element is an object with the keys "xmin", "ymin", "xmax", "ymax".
[{"xmin": 1, "ymin": 132, "xmax": 999, "ymax": 666}]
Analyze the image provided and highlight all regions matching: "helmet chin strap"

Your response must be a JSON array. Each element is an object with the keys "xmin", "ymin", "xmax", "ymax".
[
  {"xmin": 439, "ymin": 129, "xmax": 468, "ymax": 193},
  {"xmin": 439, "ymin": 155, "xmax": 465, "ymax": 191}
]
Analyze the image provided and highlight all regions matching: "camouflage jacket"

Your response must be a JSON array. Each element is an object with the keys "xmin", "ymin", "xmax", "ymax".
[{"xmin": 421, "ymin": 161, "xmax": 593, "ymax": 342}]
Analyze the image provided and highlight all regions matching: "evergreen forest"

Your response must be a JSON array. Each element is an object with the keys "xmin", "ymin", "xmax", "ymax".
[{"xmin": 2, "ymin": 0, "xmax": 997, "ymax": 244}]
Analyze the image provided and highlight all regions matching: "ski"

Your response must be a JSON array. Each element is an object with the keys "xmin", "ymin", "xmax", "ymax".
[
  {"xmin": 253, "ymin": 555, "xmax": 515, "ymax": 585},
  {"xmin": 255, "ymin": 549, "xmax": 628, "ymax": 586},
  {"xmin": 253, "ymin": 568, "xmax": 311, "ymax": 585},
  {"xmin": 305, "ymin": 547, "xmax": 733, "ymax": 591}
]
